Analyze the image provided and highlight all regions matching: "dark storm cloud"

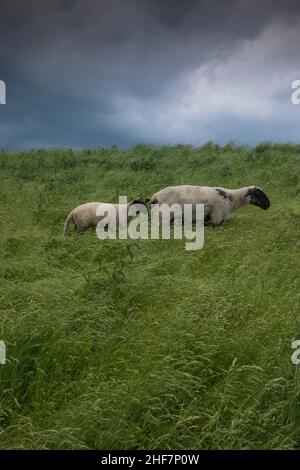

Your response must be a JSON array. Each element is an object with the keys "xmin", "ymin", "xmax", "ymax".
[{"xmin": 0, "ymin": 0, "xmax": 300, "ymax": 149}]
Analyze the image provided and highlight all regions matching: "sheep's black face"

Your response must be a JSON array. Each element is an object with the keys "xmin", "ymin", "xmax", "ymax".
[
  {"xmin": 130, "ymin": 197, "xmax": 150, "ymax": 214},
  {"xmin": 249, "ymin": 187, "xmax": 270, "ymax": 210},
  {"xmin": 132, "ymin": 197, "xmax": 150, "ymax": 208}
]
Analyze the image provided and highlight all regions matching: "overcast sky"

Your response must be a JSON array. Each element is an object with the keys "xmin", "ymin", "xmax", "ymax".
[{"xmin": 0, "ymin": 0, "xmax": 300, "ymax": 150}]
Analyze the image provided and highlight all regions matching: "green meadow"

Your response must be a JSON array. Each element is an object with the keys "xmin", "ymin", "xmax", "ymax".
[{"xmin": 0, "ymin": 142, "xmax": 300, "ymax": 449}]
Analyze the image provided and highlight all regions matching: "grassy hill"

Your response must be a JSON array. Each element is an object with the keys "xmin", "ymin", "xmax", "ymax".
[{"xmin": 0, "ymin": 142, "xmax": 300, "ymax": 449}]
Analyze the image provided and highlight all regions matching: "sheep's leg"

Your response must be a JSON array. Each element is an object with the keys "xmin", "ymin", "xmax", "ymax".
[
  {"xmin": 74, "ymin": 225, "xmax": 88, "ymax": 234},
  {"xmin": 211, "ymin": 220, "xmax": 224, "ymax": 229},
  {"xmin": 209, "ymin": 208, "xmax": 226, "ymax": 228}
]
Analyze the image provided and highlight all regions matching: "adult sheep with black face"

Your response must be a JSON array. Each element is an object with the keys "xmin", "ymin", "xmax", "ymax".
[{"xmin": 150, "ymin": 185, "xmax": 270, "ymax": 227}]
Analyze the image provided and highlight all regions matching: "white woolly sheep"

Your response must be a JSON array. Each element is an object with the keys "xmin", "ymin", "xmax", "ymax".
[
  {"xmin": 63, "ymin": 197, "xmax": 149, "ymax": 235},
  {"xmin": 150, "ymin": 185, "xmax": 270, "ymax": 227}
]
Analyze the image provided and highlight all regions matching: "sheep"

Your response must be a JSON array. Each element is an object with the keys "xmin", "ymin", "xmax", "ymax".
[
  {"xmin": 150, "ymin": 185, "xmax": 270, "ymax": 227},
  {"xmin": 63, "ymin": 197, "xmax": 149, "ymax": 235}
]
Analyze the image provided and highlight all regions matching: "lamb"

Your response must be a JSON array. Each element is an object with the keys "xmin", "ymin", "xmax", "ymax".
[
  {"xmin": 63, "ymin": 197, "xmax": 149, "ymax": 235},
  {"xmin": 150, "ymin": 185, "xmax": 270, "ymax": 227}
]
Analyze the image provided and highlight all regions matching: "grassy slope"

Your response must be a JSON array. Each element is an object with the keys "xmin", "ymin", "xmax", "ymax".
[{"xmin": 0, "ymin": 142, "xmax": 300, "ymax": 449}]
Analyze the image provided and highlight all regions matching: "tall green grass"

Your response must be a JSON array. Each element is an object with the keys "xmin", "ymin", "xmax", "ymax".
[{"xmin": 0, "ymin": 142, "xmax": 300, "ymax": 449}]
